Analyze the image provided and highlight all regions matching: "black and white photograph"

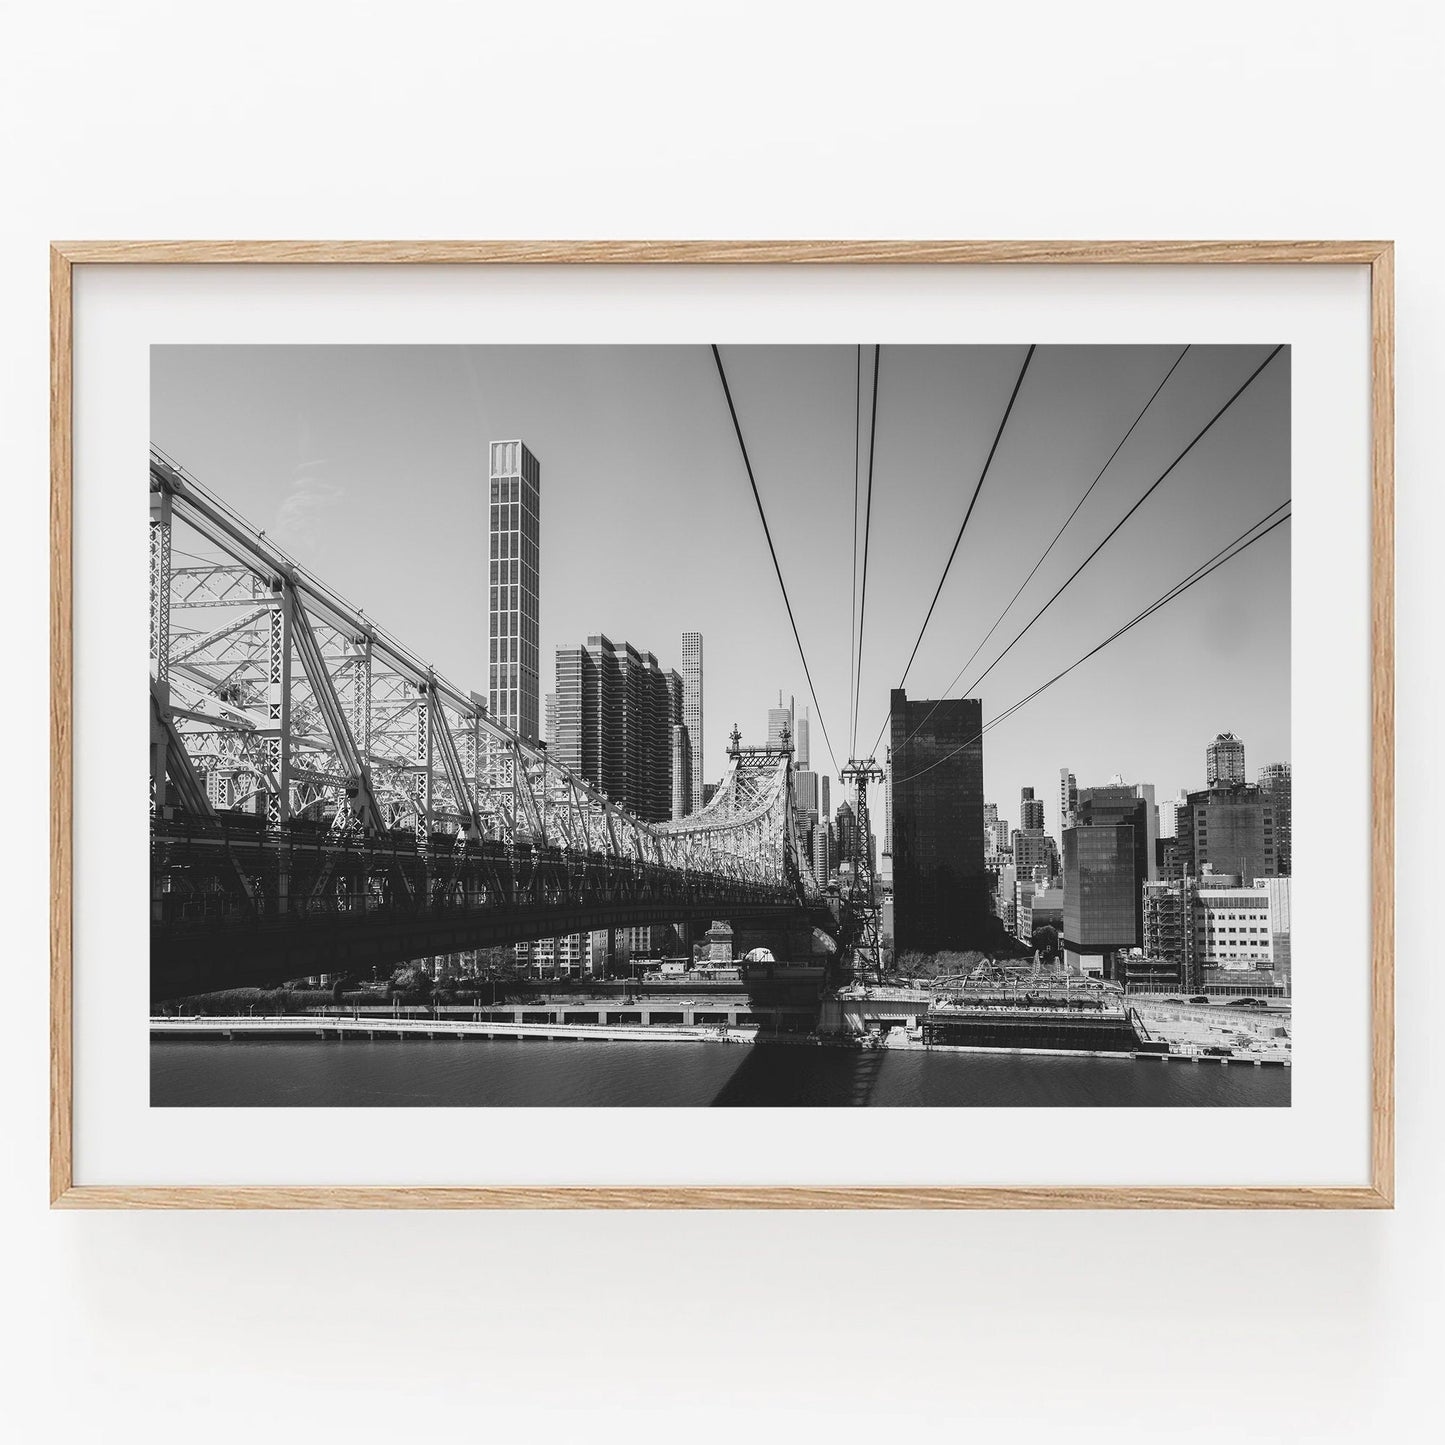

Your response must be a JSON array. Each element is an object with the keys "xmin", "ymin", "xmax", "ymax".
[{"xmin": 148, "ymin": 341, "xmax": 1292, "ymax": 1108}]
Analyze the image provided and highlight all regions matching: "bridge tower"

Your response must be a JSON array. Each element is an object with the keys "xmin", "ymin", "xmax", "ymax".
[{"xmin": 839, "ymin": 757, "xmax": 885, "ymax": 980}]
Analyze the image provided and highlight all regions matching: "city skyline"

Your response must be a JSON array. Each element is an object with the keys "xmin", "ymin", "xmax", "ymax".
[{"xmin": 151, "ymin": 343, "xmax": 1290, "ymax": 813}]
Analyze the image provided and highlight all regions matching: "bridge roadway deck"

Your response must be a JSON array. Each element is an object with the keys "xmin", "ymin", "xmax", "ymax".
[
  {"xmin": 151, "ymin": 896, "xmax": 807, "ymax": 1001},
  {"xmin": 150, "ymin": 815, "xmax": 823, "ymax": 999}
]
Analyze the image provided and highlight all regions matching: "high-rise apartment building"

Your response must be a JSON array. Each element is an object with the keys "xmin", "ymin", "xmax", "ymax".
[
  {"xmin": 888, "ymin": 689, "xmax": 990, "ymax": 953},
  {"xmin": 543, "ymin": 692, "xmax": 557, "ymax": 749},
  {"xmin": 515, "ymin": 931, "xmax": 599, "ymax": 979},
  {"xmin": 1013, "ymin": 830, "xmax": 1058, "ymax": 882},
  {"xmin": 487, "ymin": 440, "xmax": 540, "ymax": 741},
  {"xmin": 1019, "ymin": 786, "xmax": 1045, "ymax": 832},
  {"xmin": 1184, "ymin": 781, "xmax": 1278, "ymax": 880},
  {"xmin": 552, "ymin": 634, "xmax": 683, "ymax": 823},
  {"xmin": 680, "ymin": 631, "xmax": 704, "ymax": 815},
  {"xmin": 1257, "ymin": 762, "xmax": 1292, "ymax": 875},
  {"xmin": 1206, "ymin": 732, "xmax": 1247, "ymax": 786}
]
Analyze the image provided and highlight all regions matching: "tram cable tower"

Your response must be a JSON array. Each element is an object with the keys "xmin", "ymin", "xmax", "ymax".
[{"xmin": 839, "ymin": 756, "xmax": 885, "ymax": 981}]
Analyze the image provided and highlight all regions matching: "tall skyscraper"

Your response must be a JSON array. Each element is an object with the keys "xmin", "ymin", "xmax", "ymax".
[
  {"xmin": 1019, "ymin": 786, "xmax": 1045, "ymax": 832},
  {"xmin": 767, "ymin": 694, "xmax": 795, "ymax": 749},
  {"xmin": 794, "ymin": 768, "xmax": 819, "ymax": 816},
  {"xmin": 552, "ymin": 634, "xmax": 683, "ymax": 823},
  {"xmin": 494, "ymin": 439, "xmax": 543, "ymax": 739},
  {"xmin": 820, "ymin": 774, "xmax": 830, "ymax": 830},
  {"xmin": 796, "ymin": 706, "xmax": 810, "ymax": 768},
  {"xmin": 487, "ymin": 440, "xmax": 540, "ymax": 741},
  {"xmin": 680, "ymin": 631, "xmax": 703, "ymax": 814},
  {"xmin": 1258, "ymin": 762, "xmax": 1292, "ymax": 875},
  {"xmin": 1206, "ymin": 732, "xmax": 1247, "ymax": 786},
  {"xmin": 543, "ymin": 692, "xmax": 557, "ymax": 748},
  {"xmin": 888, "ymin": 689, "xmax": 990, "ymax": 954},
  {"xmin": 811, "ymin": 822, "xmax": 831, "ymax": 887}
]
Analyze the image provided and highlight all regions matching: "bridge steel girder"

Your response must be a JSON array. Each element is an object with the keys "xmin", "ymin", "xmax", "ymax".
[{"xmin": 148, "ymin": 448, "xmax": 833, "ymax": 996}]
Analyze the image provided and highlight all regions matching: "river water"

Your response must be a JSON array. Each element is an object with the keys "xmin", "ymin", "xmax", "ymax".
[{"xmin": 151, "ymin": 1038, "xmax": 1290, "ymax": 1108}]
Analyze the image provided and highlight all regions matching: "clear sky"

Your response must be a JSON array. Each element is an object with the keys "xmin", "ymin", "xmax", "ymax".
[{"xmin": 152, "ymin": 343, "xmax": 1290, "ymax": 838}]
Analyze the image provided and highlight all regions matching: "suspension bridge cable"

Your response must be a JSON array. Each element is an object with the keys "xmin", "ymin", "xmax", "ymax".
[
  {"xmin": 851, "ymin": 344, "xmax": 882, "ymax": 759},
  {"xmin": 847, "ymin": 345, "xmax": 862, "ymax": 769},
  {"xmin": 710, "ymin": 344, "xmax": 841, "ymax": 777},
  {"xmin": 955, "ymin": 343, "xmax": 1283, "ymax": 705},
  {"xmin": 889, "ymin": 501, "xmax": 1292, "ymax": 787},
  {"xmin": 877, "ymin": 344, "xmax": 1189, "ymax": 761}
]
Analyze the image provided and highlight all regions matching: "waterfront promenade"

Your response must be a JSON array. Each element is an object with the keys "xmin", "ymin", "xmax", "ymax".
[{"xmin": 152, "ymin": 1015, "xmax": 758, "ymax": 1045}]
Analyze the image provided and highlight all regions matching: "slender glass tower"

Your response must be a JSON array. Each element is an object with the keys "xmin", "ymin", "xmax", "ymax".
[
  {"xmin": 487, "ymin": 440, "xmax": 540, "ymax": 741},
  {"xmin": 681, "ymin": 630, "xmax": 704, "ymax": 811}
]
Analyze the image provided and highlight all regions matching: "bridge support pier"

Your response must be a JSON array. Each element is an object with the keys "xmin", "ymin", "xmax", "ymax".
[{"xmin": 731, "ymin": 921, "xmax": 833, "ymax": 964}]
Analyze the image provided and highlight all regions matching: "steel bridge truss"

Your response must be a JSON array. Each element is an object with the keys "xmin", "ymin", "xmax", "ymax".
[{"xmin": 149, "ymin": 450, "xmax": 813, "ymax": 989}]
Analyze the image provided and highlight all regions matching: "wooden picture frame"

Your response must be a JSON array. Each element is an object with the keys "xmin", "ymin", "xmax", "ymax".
[{"xmin": 50, "ymin": 240, "xmax": 1395, "ymax": 1209}]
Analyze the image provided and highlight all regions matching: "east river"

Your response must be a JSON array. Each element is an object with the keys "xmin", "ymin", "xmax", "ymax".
[{"xmin": 151, "ymin": 1037, "xmax": 1290, "ymax": 1108}]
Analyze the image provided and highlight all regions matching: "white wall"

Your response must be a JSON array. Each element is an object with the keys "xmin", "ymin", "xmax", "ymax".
[{"xmin": 2, "ymin": 2, "xmax": 1440, "ymax": 1440}]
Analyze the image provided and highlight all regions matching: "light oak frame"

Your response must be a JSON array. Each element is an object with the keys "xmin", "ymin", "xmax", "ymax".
[{"xmin": 50, "ymin": 240, "xmax": 1395, "ymax": 1209}]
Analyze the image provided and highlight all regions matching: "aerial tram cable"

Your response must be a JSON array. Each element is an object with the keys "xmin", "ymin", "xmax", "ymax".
[
  {"xmin": 711, "ymin": 344, "xmax": 841, "ymax": 779},
  {"xmin": 881, "ymin": 344, "xmax": 1188, "ymax": 760},
  {"xmin": 888, "ymin": 499, "xmax": 1291, "ymax": 787},
  {"xmin": 890, "ymin": 344, "xmax": 1037, "ymax": 708},
  {"xmin": 847, "ymin": 344, "xmax": 862, "ymax": 769},
  {"xmin": 954, "ymin": 343, "xmax": 1284, "ymax": 704},
  {"xmin": 850, "ymin": 344, "xmax": 882, "ymax": 760}
]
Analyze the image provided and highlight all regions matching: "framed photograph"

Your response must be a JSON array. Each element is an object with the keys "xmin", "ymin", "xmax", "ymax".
[{"xmin": 51, "ymin": 241, "xmax": 1393, "ymax": 1208}]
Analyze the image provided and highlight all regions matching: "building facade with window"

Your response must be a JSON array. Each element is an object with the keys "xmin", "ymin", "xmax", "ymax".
[
  {"xmin": 1206, "ymin": 731, "xmax": 1247, "ymax": 786},
  {"xmin": 1062, "ymin": 823, "xmax": 1140, "ymax": 976},
  {"xmin": 1257, "ymin": 761, "xmax": 1292, "ymax": 875},
  {"xmin": 1184, "ymin": 781, "xmax": 1278, "ymax": 880},
  {"xmin": 552, "ymin": 634, "xmax": 683, "ymax": 823},
  {"xmin": 888, "ymin": 689, "xmax": 990, "ymax": 953},
  {"xmin": 486, "ymin": 440, "xmax": 540, "ymax": 742},
  {"xmin": 680, "ymin": 631, "xmax": 704, "ymax": 813}
]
